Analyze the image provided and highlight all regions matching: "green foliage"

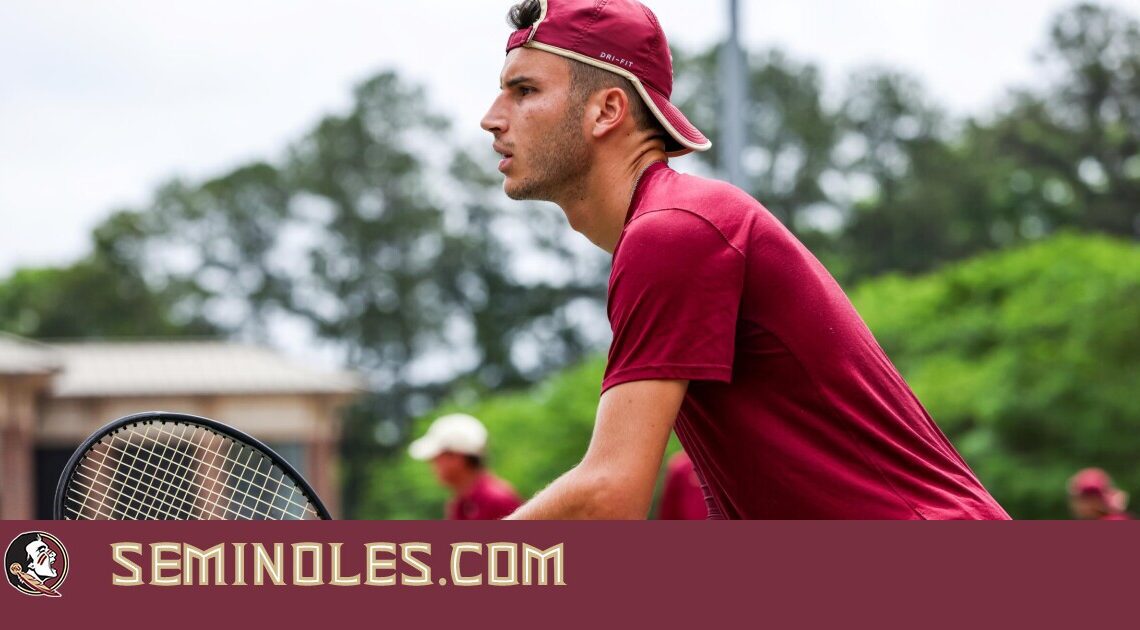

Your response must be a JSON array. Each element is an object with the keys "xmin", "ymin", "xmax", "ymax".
[
  {"xmin": 674, "ymin": 46, "xmax": 838, "ymax": 234},
  {"xmin": 358, "ymin": 356, "xmax": 605, "ymax": 518},
  {"xmin": 852, "ymin": 233, "xmax": 1140, "ymax": 518},
  {"xmin": 359, "ymin": 354, "xmax": 691, "ymax": 519},
  {"xmin": 0, "ymin": 258, "xmax": 215, "ymax": 339},
  {"xmin": 838, "ymin": 3, "xmax": 1140, "ymax": 277},
  {"xmin": 673, "ymin": 3, "xmax": 1140, "ymax": 282}
]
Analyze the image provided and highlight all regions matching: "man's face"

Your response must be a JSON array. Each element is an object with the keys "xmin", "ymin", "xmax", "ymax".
[
  {"xmin": 25, "ymin": 538, "xmax": 57, "ymax": 579},
  {"xmin": 430, "ymin": 452, "xmax": 469, "ymax": 489},
  {"xmin": 1070, "ymin": 493, "xmax": 1108, "ymax": 519},
  {"xmin": 481, "ymin": 47, "xmax": 590, "ymax": 202}
]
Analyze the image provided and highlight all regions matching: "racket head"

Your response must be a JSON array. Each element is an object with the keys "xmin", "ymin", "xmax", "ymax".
[{"xmin": 54, "ymin": 411, "xmax": 332, "ymax": 520}]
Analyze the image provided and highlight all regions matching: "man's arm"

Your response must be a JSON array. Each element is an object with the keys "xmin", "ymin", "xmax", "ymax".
[{"xmin": 505, "ymin": 379, "xmax": 687, "ymax": 520}]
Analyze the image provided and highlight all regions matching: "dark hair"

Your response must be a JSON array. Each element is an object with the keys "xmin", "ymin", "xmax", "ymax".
[
  {"xmin": 507, "ymin": 0, "xmax": 543, "ymax": 29},
  {"xmin": 506, "ymin": 0, "xmax": 665, "ymax": 136},
  {"xmin": 5, "ymin": 533, "xmax": 40, "ymax": 589}
]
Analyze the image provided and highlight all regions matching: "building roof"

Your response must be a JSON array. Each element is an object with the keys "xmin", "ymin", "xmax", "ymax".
[
  {"xmin": 48, "ymin": 340, "xmax": 363, "ymax": 398},
  {"xmin": 0, "ymin": 333, "xmax": 62, "ymax": 375}
]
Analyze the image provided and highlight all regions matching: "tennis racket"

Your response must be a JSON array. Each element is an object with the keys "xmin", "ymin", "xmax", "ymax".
[{"xmin": 54, "ymin": 411, "xmax": 331, "ymax": 520}]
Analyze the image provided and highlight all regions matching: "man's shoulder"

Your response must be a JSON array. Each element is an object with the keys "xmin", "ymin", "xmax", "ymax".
[
  {"xmin": 639, "ymin": 166, "xmax": 755, "ymax": 212},
  {"xmin": 631, "ymin": 166, "xmax": 778, "ymax": 246}
]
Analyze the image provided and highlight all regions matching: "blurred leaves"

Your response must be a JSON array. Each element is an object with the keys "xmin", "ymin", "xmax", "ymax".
[
  {"xmin": 852, "ymin": 233, "xmax": 1140, "ymax": 518},
  {"xmin": 674, "ymin": 2, "xmax": 1140, "ymax": 280},
  {"xmin": 0, "ymin": 257, "xmax": 216, "ymax": 339}
]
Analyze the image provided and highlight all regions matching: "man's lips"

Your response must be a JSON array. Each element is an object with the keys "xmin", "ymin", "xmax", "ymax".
[{"xmin": 493, "ymin": 144, "xmax": 513, "ymax": 173}]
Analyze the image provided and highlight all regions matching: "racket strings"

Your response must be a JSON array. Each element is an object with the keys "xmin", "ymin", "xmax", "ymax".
[
  {"xmin": 70, "ymin": 437, "xmax": 281, "ymax": 521},
  {"xmin": 75, "ymin": 427, "xmax": 246, "ymax": 520},
  {"xmin": 73, "ymin": 430, "xmax": 259, "ymax": 520},
  {"xmin": 120, "ymin": 424, "xmax": 303, "ymax": 517},
  {"xmin": 63, "ymin": 421, "xmax": 321, "ymax": 520},
  {"xmin": 72, "ymin": 426, "xmax": 313, "ymax": 520},
  {"xmin": 83, "ymin": 423, "xmax": 213, "ymax": 520},
  {"xmin": 115, "ymin": 424, "xmax": 312, "ymax": 519},
  {"xmin": 154, "ymin": 423, "xmax": 317, "ymax": 518}
]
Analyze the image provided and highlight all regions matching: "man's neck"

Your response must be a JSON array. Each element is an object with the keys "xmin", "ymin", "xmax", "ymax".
[{"xmin": 555, "ymin": 146, "xmax": 667, "ymax": 253}]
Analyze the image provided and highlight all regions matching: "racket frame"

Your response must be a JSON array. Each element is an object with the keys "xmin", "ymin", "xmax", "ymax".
[{"xmin": 53, "ymin": 410, "xmax": 333, "ymax": 520}]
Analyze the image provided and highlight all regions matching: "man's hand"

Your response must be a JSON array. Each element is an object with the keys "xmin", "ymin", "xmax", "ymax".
[{"xmin": 506, "ymin": 379, "xmax": 688, "ymax": 520}]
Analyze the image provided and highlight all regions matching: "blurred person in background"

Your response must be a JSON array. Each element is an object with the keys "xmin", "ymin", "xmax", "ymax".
[
  {"xmin": 409, "ymin": 413, "xmax": 522, "ymax": 520},
  {"xmin": 1068, "ymin": 468, "xmax": 1131, "ymax": 520},
  {"xmin": 657, "ymin": 451, "xmax": 708, "ymax": 520}
]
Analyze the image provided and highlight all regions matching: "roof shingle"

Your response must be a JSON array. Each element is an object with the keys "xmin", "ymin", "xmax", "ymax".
[{"xmin": 46, "ymin": 340, "xmax": 362, "ymax": 398}]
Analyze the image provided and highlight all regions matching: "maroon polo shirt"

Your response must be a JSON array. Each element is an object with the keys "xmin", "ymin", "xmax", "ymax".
[
  {"xmin": 603, "ymin": 162, "xmax": 1009, "ymax": 520},
  {"xmin": 446, "ymin": 472, "xmax": 523, "ymax": 521}
]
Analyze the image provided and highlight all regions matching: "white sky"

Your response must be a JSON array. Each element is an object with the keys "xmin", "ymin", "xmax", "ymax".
[{"xmin": 2, "ymin": 0, "xmax": 1138, "ymax": 277}]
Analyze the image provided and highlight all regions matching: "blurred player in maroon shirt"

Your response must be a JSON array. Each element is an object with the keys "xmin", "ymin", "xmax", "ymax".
[
  {"xmin": 409, "ymin": 413, "xmax": 522, "ymax": 520},
  {"xmin": 1069, "ymin": 468, "xmax": 1131, "ymax": 520},
  {"xmin": 483, "ymin": 0, "xmax": 1007, "ymax": 519},
  {"xmin": 657, "ymin": 451, "xmax": 708, "ymax": 520}
]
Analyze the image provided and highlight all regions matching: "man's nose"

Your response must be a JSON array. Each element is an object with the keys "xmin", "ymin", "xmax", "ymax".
[{"xmin": 480, "ymin": 94, "xmax": 508, "ymax": 136}]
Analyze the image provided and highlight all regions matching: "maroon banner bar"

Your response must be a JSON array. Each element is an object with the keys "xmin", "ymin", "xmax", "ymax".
[{"xmin": 2, "ymin": 521, "xmax": 1135, "ymax": 628}]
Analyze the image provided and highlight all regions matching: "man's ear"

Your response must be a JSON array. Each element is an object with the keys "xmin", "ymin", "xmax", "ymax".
[{"xmin": 588, "ymin": 87, "xmax": 631, "ymax": 141}]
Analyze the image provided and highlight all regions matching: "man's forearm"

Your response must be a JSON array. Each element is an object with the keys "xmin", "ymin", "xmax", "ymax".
[
  {"xmin": 505, "ymin": 465, "xmax": 645, "ymax": 520},
  {"xmin": 506, "ymin": 380, "xmax": 686, "ymax": 520}
]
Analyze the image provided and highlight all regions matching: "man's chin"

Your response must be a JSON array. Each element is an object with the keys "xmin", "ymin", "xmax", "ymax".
[
  {"xmin": 503, "ymin": 179, "xmax": 536, "ymax": 201},
  {"xmin": 503, "ymin": 170, "xmax": 565, "ymax": 203}
]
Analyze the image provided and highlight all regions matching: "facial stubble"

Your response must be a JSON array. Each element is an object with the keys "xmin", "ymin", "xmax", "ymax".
[{"xmin": 504, "ymin": 103, "xmax": 591, "ymax": 203}]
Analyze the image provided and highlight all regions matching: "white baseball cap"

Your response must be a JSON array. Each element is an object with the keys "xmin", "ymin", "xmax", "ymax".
[{"xmin": 408, "ymin": 413, "xmax": 488, "ymax": 460}]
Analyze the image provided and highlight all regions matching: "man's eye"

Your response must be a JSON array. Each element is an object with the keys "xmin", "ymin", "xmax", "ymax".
[{"xmin": 518, "ymin": 86, "xmax": 535, "ymax": 95}]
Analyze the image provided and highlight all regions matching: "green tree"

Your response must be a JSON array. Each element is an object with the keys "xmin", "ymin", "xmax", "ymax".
[
  {"xmin": 0, "ymin": 228, "xmax": 215, "ymax": 339},
  {"xmin": 839, "ymin": 3, "xmax": 1140, "ymax": 279},
  {"xmin": 1007, "ymin": 2, "xmax": 1140, "ymax": 238},
  {"xmin": 87, "ymin": 70, "xmax": 611, "ymax": 515},
  {"xmin": 852, "ymin": 233, "xmax": 1140, "ymax": 518},
  {"xmin": 673, "ymin": 46, "xmax": 840, "ymax": 241}
]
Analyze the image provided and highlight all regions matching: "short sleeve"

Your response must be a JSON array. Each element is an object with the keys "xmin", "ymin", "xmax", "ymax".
[{"xmin": 603, "ymin": 209, "xmax": 745, "ymax": 392}]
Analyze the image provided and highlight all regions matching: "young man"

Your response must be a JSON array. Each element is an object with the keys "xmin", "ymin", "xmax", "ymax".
[
  {"xmin": 409, "ymin": 413, "xmax": 522, "ymax": 520},
  {"xmin": 482, "ymin": 0, "xmax": 1009, "ymax": 519}
]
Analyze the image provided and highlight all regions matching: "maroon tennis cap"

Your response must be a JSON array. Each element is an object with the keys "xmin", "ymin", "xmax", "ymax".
[
  {"xmin": 1069, "ymin": 468, "xmax": 1113, "ymax": 497},
  {"xmin": 505, "ymin": 0, "xmax": 711, "ymax": 157}
]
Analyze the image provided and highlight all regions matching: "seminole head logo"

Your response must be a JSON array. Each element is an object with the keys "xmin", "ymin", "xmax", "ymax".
[{"xmin": 6, "ymin": 532, "xmax": 69, "ymax": 597}]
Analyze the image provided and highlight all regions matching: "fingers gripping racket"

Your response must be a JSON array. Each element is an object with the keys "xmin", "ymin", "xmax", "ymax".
[{"xmin": 54, "ymin": 411, "xmax": 331, "ymax": 520}]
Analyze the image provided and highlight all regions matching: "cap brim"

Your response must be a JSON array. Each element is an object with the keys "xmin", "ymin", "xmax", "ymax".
[
  {"xmin": 408, "ymin": 436, "xmax": 443, "ymax": 461},
  {"xmin": 517, "ymin": 41, "xmax": 711, "ymax": 159},
  {"xmin": 642, "ymin": 84, "xmax": 711, "ymax": 158}
]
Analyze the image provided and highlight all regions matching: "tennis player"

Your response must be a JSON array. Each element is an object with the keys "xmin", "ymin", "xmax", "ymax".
[
  {"xmin": 483, "ymin": 0, "xmax": 1009, "ymax": 519},
  {"xmin": 409, "ymin": 413, "xmax": 522, "ymax": 520}
]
